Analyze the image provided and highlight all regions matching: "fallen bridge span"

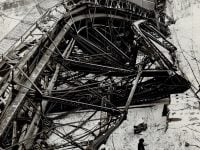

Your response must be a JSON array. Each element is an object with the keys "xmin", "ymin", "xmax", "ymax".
[{"xmin": 0, "ymin": 0, "xmax": 190, "ymax": 149}]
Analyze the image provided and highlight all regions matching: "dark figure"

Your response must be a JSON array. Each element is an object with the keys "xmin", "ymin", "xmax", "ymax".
[{"xmin": 138, "ymin": 138, "xmax": 145, "ymax": 150}]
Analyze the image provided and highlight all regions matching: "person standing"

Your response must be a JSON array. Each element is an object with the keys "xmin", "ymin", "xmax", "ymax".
[{"xmin": 138, "ymin": 138, "xmax": 145, "ymax": 150}]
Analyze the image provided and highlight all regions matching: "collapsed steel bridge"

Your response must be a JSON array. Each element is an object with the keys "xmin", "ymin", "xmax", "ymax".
[{"xmin": 0, "ymin": 0, "xmax": 190, "ymax": 149}]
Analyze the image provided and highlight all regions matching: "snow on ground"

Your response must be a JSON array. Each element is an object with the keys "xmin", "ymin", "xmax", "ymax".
[
  {"xmin": 47, "ymin": 111, "xmax": 102, "ymax": 147},
  {"xmin": 0, "ymin": 1, "xmax": 35, "ymax": 40},
  {"xmin": 166, "ymin": 0, "xmax": 200, "ymax": 149},
  {"xmin": 106, "ymin": 104, "xmax": 168, "ymax": 150},
  {"xmin": 168, "ymin": 0, "xmax": 200, "ymax": 90},
  {"xmin": 0, "ymin": 0, "xmax": 62, "ymax": 54}
]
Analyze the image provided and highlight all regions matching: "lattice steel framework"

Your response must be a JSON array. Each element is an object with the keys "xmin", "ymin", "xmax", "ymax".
[{"xmin": 0, "ymin": 0, "xmax": 190, "ymax": 149}]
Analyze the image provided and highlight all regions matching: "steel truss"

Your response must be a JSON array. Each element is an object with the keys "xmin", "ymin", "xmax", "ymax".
[{"xmin": 0, "ymin": 0, "xmax": 190, "ymax": 149}]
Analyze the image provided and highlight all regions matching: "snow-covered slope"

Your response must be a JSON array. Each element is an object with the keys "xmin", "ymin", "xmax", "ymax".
[
  {"xmin": 0, "ymin": 0, "xmax": 62, "ymax": 54},
  {"xmin": 0, "ymin": 0, "xmax": 35, "ymax": 40},
  {"xmin": 169, "ymin": 0, "xmax": 200, "ymax": 90}
]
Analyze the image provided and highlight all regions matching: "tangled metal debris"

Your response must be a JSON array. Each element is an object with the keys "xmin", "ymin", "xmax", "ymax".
[{"xmin": 0, "ymin": 0, "xmax": 190, "ymax": 149}]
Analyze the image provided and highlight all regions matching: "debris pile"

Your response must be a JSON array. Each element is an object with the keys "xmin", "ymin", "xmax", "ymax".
[{"xmin": 0, "ymin": 0, "xmax": 190, "ymax": 149}]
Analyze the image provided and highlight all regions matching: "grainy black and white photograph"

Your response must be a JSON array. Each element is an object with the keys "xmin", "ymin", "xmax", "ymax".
[{"xmin": 0, "ymin": 0, "xmax": 199, "ymax": 149}]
